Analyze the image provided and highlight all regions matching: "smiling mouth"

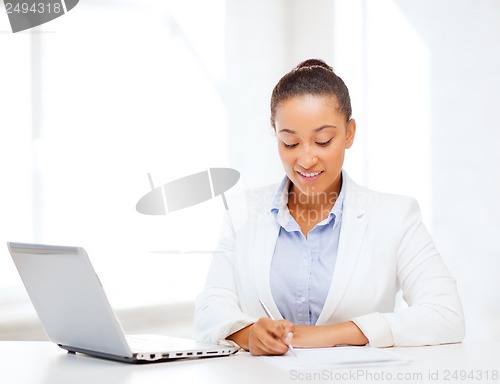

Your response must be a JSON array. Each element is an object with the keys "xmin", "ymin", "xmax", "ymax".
[{"xmin": 296, "ymin": 170, "xmax": 324, "ymax": 178}]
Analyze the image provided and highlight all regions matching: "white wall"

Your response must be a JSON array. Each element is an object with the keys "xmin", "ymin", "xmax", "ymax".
[{"xmin": 393, "ymin": 0, "xmax": 500, "ymax": 342}]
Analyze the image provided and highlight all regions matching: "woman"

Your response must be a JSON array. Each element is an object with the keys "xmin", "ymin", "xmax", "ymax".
[{"xmin": 194, "ymin": 59, "xmax": 465, "ymax": 356}]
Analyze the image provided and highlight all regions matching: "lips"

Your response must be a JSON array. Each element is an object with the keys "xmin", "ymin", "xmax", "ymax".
[
  {"xmin": 296, "ymin": 170, "xmax": 324, "ymax": 182},
  {"xmin": 297, "ymin": 170, "xmax": 323, "ymax": 177}
]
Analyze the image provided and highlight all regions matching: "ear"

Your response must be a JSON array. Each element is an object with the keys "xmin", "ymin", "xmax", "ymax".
[{"xmin": 345, "ymin": 119, "xmax": 356, "ymax": 149}]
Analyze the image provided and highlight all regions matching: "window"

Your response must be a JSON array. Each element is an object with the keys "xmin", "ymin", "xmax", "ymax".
[{"xmin": 0, "ymin": 0, "xmax": 228, "ymax": 312}]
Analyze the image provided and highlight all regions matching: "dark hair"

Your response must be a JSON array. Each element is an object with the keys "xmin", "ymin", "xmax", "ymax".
[{"xmin": 270, "ymin": 59, "xmax": 352, "ymax": 129}]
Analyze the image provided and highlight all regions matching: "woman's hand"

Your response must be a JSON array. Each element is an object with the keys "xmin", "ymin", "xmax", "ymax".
[
  {"xmin": 227, "ymin": 318, "xmax": 295, "ymax": 356},
  {"xmin": 248, "ymin": 318, "xmax": 295, "ymax": 356}
]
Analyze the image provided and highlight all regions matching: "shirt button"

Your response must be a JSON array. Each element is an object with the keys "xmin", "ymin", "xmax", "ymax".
[{"xmin": 300, "ymin": 296, "xmax": 306, "ymax": 303}]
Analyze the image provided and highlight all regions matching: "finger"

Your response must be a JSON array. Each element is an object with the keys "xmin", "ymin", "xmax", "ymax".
[
  {"xmin": 249, "ymin": 321, "xmax": 290, "ymax": 355},
  {"xmin": 253, "ymin": 325, "xmax": 289, "ymax": 354},
  {"xmin": 251, "ymin": 336, "xmax": 289, "ymax": 356},
  {"xmin": 261, "ymin": 332, "xmax": 290, "ymax": 354},
  {"xmin": 275, "ymin": 320, "xmax": 296, "ymax": 342},
  {"xmin": 276, "ymin": 319, "xmax": 295, "ymax": 332},
  {"xmin": 259, "ymin": 318, "xmax": 293, "ymax": 347},
  {"xmin": 248, "ymin": 330, "xmax": 280, "ymax": 356},
  {"xmin": 258, "ymin": 319, "xmax": 295, "ymax": 351}
]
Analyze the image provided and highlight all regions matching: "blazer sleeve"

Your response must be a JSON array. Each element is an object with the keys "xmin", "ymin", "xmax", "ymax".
[
  {"xmin": 352, "ymin": 198, "xmax": 465, "ymax": 347},
  {"xmin": 194, "ymin": 209, "xmax": 256, "ymax": 346}
]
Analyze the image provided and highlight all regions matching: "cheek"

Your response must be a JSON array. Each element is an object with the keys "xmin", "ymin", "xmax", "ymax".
[
  {"xmin": 324, "ymin": 148, "xmax": 345, "ymax": 167},
  {"xmin": 324, "ymin": 141, "xmax": 345, "ymax": 159}
]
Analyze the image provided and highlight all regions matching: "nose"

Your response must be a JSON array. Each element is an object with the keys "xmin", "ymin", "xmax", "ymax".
[{"xmin": 297, "ymin": 145, "xmax": 318, "ymax": 169}]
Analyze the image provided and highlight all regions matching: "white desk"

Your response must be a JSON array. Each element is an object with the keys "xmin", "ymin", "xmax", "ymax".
[{"xmin": 0, "ymin": 342, "xmax": 498, "ymax": 384}]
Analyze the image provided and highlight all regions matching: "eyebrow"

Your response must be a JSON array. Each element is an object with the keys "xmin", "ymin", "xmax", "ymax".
[{"xmin": 278, "ymin": 125, "xmax": 336, "ymax": 134}]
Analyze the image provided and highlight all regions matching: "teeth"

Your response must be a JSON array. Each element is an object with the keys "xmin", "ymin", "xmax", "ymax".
[{"xmin": 298, "ymin": 171, "xmax": 322, "ymax": 178}]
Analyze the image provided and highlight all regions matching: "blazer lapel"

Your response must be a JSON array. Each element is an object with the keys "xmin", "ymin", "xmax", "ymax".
[
  {"xmin": 254, "ymin": 210, "xmax": 283, "ymax": 319},
  {"xmin": 316, "ymin": 174, "xmax": 368, "ymax": 325}
]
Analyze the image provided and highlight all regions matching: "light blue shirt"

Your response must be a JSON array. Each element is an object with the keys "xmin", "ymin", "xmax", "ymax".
[{"xmin": 269, "ymin": 173, "xmax": 344, "ymax": 325}]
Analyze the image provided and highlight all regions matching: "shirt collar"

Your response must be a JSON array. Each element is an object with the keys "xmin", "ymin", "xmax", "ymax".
[{"xmin": 270, "ymin": 170, "xmax": 345, "ymax": 231}]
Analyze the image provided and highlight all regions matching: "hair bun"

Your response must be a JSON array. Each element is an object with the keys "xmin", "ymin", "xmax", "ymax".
[{"xmin": 295, "ymin": 58, "xmax": 333, "ymax": 72}]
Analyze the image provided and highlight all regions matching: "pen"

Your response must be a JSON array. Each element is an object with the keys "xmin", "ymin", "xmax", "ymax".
[{"xmin": 259, "ymin": 299, "xmax": 297, "ymax": 356}]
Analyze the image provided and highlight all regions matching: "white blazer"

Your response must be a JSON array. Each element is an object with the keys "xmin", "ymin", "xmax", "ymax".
[{"xmin": 194, "ymin": 172, "xmax": 465, "ymax": 347}]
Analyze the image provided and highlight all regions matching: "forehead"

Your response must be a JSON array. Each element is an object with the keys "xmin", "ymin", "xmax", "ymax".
[{"xmin": 275, "ymin": 94, "xmax": 344, "ymax": 131}]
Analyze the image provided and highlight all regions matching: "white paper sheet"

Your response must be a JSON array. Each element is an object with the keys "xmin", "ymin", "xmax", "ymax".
[{"xmin": 258, "ymin": 346, "xmax": 411, "ymax": 371}]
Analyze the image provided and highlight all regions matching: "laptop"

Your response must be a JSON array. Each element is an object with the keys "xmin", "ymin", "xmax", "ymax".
[{"xmin": 7, "ymin": 242, "xmax": 239, "ymax": 363}]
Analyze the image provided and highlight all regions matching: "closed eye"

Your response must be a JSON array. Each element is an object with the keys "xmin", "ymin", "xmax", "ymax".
[
  {"xmin": 283, "ymin": 143, "xmax": 298, "ymax": 149},
  {"xmin": 316, "ymin": 138, "xmax": 332, "ymax": 146}
]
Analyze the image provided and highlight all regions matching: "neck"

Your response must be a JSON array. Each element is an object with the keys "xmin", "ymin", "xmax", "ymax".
[{"xmin": 288, "ymin": 175, "xmax": 342, "ymax": 212}]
